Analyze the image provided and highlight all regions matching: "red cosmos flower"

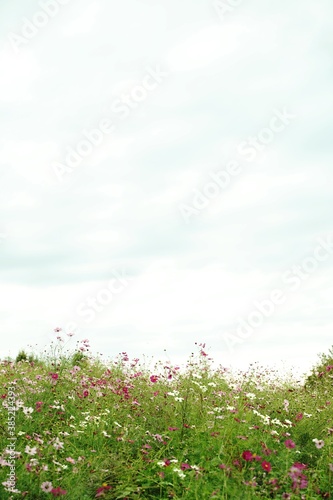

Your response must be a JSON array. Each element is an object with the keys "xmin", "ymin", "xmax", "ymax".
[
  {"xmin": 150, "ymin": 375, "xmax": 158, "ymax": 383},
  {"xmin": 242, "ymin": 450, "xmax": 254, "ymax": 461},
  {"xmin": 51, "ymin": 487, "xmax": 67, "ymax": 496},
  {"xmin": 50, "ymin": 373, "xmax": 59, "ymax": 380},
  {"xmin": 285, "ymin": 439, "xmax": 296, "ymax": 449},
  {"xmin": 295, "ymin": 413, "xmax": 303, "ymax": 421},
  {"xmin": 261, "ymin": 461, "xmax": 272, "ymax": 472},
  {"xmin": 83, "ymin": 390, "xmax": 89, "ymax": 397}
]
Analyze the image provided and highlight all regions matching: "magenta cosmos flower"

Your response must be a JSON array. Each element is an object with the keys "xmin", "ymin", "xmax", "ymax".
[
  {"xmin": 261, "ymin": 461, "xmax": 272, "ymax": 472},
  {"xmin": 242, "ymin": 450, "xmax": 254, "ymax": 461}
]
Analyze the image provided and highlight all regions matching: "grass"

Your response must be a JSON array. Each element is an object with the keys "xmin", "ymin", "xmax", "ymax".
[{"xmin": 0, "ymin": 335, "xmax": 332, "ymax": 499}]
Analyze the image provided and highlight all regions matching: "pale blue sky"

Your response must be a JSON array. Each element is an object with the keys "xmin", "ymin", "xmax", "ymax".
[{"xmin": 1, "ymin": 0, "xmax": 333, "ymax": 375}]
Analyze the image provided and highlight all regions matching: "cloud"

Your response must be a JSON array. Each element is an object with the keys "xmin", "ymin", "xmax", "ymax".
[
  {"xmin": 166, "ymin": 24, "xmax": 244, "ymax": 72},
  {"xmin": 0, "ymin": 48, "xmax": 40, "ymax": 102},
  {"xmin": 62, "ymin": 2, "xmax": 101, "ymax": 37}
]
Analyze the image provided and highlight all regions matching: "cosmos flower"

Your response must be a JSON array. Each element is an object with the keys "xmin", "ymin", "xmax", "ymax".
[
  {"xmin": 261, "ymin": 461, "xmax": 271, "ymax": 472},
  {"xmin": 285, "ymin": 439, "xmax": 296, "ymax": 449},
  {"xmin": 41, "ymin": 482, "xmax": 53, "ymax": 493},
  {"xmin": 312, "ymin": 438, "xmax": 324, "ymax": 449}
]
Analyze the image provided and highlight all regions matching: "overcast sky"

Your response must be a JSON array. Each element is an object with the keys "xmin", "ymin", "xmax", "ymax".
[{"xmin": 1, "ymin": 0, "xmax": 333, "ymax": 377}]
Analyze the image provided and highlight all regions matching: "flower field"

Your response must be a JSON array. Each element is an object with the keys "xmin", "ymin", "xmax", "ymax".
[{"xmin": 1, "ymin": 335, "xmax": 332, "ymax": 499}]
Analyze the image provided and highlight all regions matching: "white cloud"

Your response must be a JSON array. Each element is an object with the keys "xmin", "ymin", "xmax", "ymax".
[
  {"xmin": 0, "ymin": 48, "xmax": 40, "ymax": 102},
  {"xmin": 1, "ymin": 139, "xmax": 60, "ymax": 187},
  {"xmin": 62, "ymin": 2, "xmax": 100, "ymax": 37},
  {"xmin": 166, "ymin": 24, "xmax": 245, "ymax": 72}
]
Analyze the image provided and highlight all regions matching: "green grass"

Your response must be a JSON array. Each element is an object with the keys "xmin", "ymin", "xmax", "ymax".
[{"xmin": 0, "ymin": 338, "xmax": 332, "ymax": 499}]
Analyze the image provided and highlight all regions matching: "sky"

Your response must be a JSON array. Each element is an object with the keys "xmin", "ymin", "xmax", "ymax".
[{"xmin": 1, "ymin": 0, "xmax": 333, "ymax": 377}]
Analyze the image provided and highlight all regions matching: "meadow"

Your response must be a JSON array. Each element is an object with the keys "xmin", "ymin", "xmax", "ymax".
[{"xmin": 0, "ymin": 333, "xmax": 332, "ymax": 499}]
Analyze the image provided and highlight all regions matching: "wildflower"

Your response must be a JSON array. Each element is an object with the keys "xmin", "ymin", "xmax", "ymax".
[
  {"xmin": 289, "ymin": 463, "xmax": 308, "ymax": 491},
  {"xmin": 329, "ymin": 463, "xmax": 333, "ymax": 472},
  {"xmin": 23, "ymin": 407, "xmax": 34, "ymax": 416},
  {"xmin": 150, "ymin": 375, "xmax": 158, "ymax": 383},
  {"xmin": 65, "ymin": 457, "xmax": 76, "ymax": 464},
  {"xmin": 95, "ymin": 484, "xmax": 112, "ymax": 498},
  {"xmin": 282, "ymin": 494, "xmax": 291, "ymax": 499},
  {"xmin": 41, "ymin": 482, "xmax": 53, "ymax": 493},
  {"xmin": 180, "ymin": 462, "xmax": 191, "ymax": 470},
  {"xmin": 53, "ymin": 437, "xmax": 64, "ymax": 450},
  {"xmin": 25, "ymin": 446, "xmax": 37, "ymax": 456},
  {"xmin": 261, "ymin": 461, "xmax": 271, "ymax": 472},
  {"xmin": 242, "ymin": 450, "xmax": 254, "ymax": 461},
  {"xmin": 295, "ymin": 412, "xmax": 303, "ymax": 421},
  {"xmin": 312, "ymin": 438, "xmax": 324, "ymax": 449},
  {"xmin": 51, "ymin": 486, "xmax": 67, "ymax": 496},
  {"xmin": 173, "ymin": 467, "xmax": 186, "ymax": 479},
  {"xmin": 291, "ymin": 462, "xmax": 307, "ymax": 471},
  {"xmin": 168, "ymin": 426, "xmax": 179, "ymax": 431},
  {"xmin": 54, "ymin": 327, "xmax": 62, "ymax": 333},
  {"xmin": 36, "ymin": 401, "xmax": 43, "ymax": 412},
  {"xmin": 285, "ymin": 439, "xmax": 296, "ymax": 449}
]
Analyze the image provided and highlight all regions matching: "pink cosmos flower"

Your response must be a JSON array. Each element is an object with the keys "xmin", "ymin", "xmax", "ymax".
[
  {"xmin": 51, "ymin": 487, "xmax": 67, "ymax": 496},
  {"xmin": 285, "ymin": 439, "xmax": 296, "ymax": 449},
  {"xmin": 180, "ymin": 463, "xmax": 191, "ymax": 470},
  {"xmin": 313, "ymin": 438, "xmax": 324, "ymax": 449},
  {"xmin": 150, "ymin": 375, "xmax": 158, "ymax": 383},
  {"xmin": 41, "ymin": 482, "xmax": 53, "ymax": 493}
]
